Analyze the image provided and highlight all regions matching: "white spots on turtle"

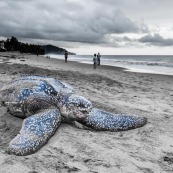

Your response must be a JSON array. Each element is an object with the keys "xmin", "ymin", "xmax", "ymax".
[
  {"xmin": 37, "ymin": 81, "xmax": 57, "ymax": 96},
  {"xmin": 67, "ymin": 96, "xmax": 92, "ymax": 110},
  {"xmin": 83, "ymin": 109, "xmax": 146, "ymax": 131},
  {"xmin": 8, "ymin": 109, "xmax": 61, "ymax": 156},
  {"xmin": 17, "ymin": 88, "xmax": 33, "ymax": 101}
]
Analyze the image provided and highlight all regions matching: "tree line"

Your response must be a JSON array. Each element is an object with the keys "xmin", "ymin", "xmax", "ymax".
[{"xmin": 3, "ymin": 36, "xmax": 45, "ymax": 55}]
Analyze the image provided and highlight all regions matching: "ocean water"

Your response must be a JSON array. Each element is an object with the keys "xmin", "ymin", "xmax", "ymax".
[{"xmin": 49, "ymin": 54, "xmax": 173, "ymax": 76}]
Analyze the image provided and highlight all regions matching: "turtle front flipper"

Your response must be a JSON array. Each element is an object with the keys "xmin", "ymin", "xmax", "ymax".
[
  {"xmin": 80, "ymin": 108, "xmax": 147, "ymax": 131},
  {"xmin": 7, "ymin": 108, "xmax": 61, "ymax": 156}
]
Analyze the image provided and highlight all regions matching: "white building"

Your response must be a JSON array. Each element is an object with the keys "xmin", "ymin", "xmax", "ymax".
[{"xmin": 0, "ymin": 41, "xmax": 5, "ymax": 50}]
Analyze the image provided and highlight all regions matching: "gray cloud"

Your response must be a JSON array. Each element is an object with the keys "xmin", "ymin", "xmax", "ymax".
[
  {"xmin": 138, "ymin": 34, "xmax": 173, "ymax": 46},
  {"xmin": 0, "ymin": 0, "xmax": 149, "ymax": 44},
  {"xmin": 1, "ymin": 0, "xmax": 173, "ymax": 49}
]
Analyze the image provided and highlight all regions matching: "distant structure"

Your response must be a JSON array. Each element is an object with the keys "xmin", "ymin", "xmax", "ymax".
[
  {"xmin": 0, "ymin": 40, "xmax": 6, "ymax": 52},
  {"xmin": 0, "ymin": 40, "xmax": 5, "ymax": 50}
]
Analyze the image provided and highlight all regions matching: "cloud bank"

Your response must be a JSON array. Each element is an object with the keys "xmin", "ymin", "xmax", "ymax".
[
  {"xmin": 0, "ymin": 0, "xmax": 148, "ymax": 44},
  {"xmin": 0, "ymin": 0, "xmax": 173, "ymax": 50},
  {"xmin": 138, "ymin": 34, "xmax": 173, "ymax": 46}
]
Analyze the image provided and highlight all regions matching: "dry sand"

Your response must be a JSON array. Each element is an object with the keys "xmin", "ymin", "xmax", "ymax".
[{"xmin": 0, "ymin": 52, "xmax": 173, "ymax": 173}]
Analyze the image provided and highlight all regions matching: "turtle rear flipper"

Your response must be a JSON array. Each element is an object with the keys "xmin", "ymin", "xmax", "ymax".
[
  {"xmin": 7, "ymin": 108, "xmax": 61, "ymax": 156},
  {"xmin": 81, "ymin": 108, "xmax": 147, "ymax": 131}
]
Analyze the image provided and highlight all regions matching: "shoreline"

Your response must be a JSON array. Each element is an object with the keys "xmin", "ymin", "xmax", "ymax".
[
  {"xmin": 48, "ymin": 54, "xmax": 173, "ymax": 76},
  {"xmin": 1, "ymin": 51, "xmax": 173, "ymax": 78},
  {"xmin": 0, "ymin": 52, "xmax": 173, "ymax": 172}
]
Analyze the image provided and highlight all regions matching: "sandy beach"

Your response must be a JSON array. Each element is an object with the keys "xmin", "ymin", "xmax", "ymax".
[{"xmin": 0, "ymin": 52, "xmax": 173, "ymax": 173}]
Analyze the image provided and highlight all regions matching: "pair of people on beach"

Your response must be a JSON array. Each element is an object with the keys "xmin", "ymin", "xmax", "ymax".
[{"xmin": 93, "ymin": 53, "xmax": 101, "ymax": 69}]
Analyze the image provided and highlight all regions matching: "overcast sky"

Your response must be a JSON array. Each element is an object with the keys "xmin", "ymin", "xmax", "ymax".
[{"xmin": 0, "ymin": 0, "xmax": 173, "ymax": 55}]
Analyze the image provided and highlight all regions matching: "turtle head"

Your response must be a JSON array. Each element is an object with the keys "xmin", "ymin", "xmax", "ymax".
[{"xmin": 56, "ymin": 94, "xmax": 92, "ymax": 122}]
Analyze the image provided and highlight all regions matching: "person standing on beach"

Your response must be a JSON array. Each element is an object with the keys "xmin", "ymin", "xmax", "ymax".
[
  {"xmin": 97, "ymin": 52, "xmax": 101, "ymax": 66},
  {"xmin": 93, "ymin": 54, "xmax": 97, "ymax": 70},
  {"xmin": 64, "ymin": 50, "xmax": 68, "ymax": 63}
]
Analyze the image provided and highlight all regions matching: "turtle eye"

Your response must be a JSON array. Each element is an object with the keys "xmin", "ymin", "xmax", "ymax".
[
  {"xmin": 8, "ymin": 89, "xmax": 13, "ymax": 94},
  {"xmin": 74, "ymin": 97, "xmax": 92, "ymax": 110}
]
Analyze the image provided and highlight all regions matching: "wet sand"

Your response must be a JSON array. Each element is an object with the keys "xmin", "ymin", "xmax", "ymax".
[{"xmin": 0, "ymin": 52, "xmax": 173, "ymax": 173}]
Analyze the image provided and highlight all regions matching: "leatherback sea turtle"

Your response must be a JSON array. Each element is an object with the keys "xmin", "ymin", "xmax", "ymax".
[{"xmin": 0, "ymin": 76, "xmax": 147, "ymax": 156}]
